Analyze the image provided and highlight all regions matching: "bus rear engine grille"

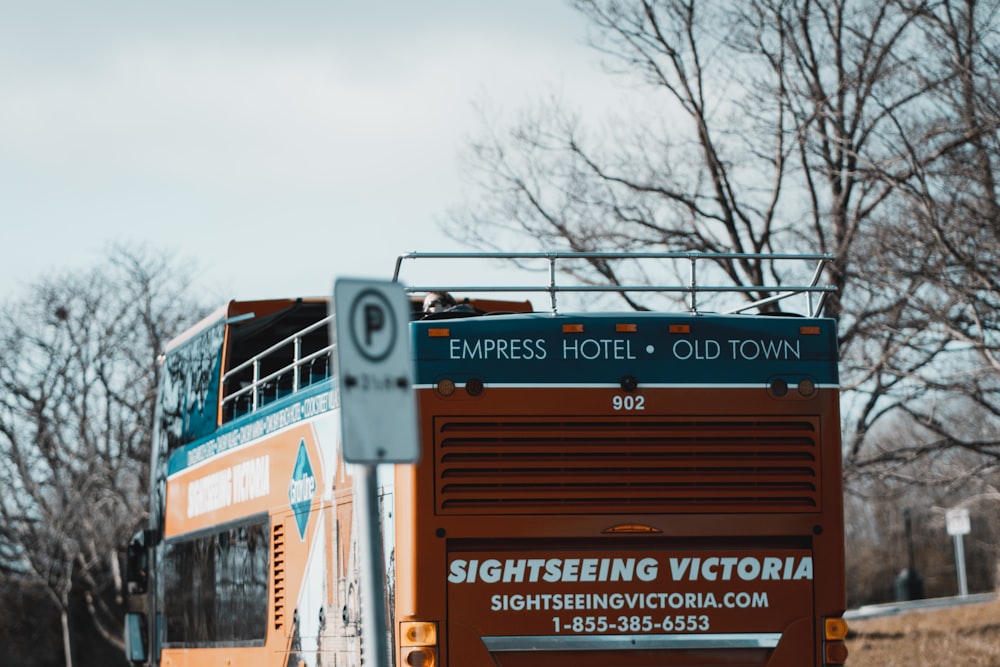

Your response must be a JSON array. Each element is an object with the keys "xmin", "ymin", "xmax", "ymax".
[{"xmin": 435, "ymin": 419, "xmax": 821, "ymax": 515}]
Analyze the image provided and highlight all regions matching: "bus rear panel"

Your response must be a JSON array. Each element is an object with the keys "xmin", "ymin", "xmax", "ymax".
[{"xmin": 395, "ymin": 310, "xmax": 845, "ymax": 666}]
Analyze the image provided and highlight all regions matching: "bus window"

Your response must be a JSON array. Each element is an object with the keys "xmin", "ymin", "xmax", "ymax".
[{"xmin": 162, "ymin": 517, "xmax": 269, "ymax": 646}]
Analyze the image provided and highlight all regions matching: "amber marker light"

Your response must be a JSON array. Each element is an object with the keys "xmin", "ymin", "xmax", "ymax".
[
  {"xmin": 616, "ymin": 323, "xmax": 637, "ymax": 333},
  {"xmin": 800, "ymin": 325, "xmax": 821, "ymax": 335},
  {"xmin": 401, "ymin": 621, "xmax": 439, "ymax": 667},
  {"xmin": 669, "ymin": 324, "xmax": 690, "ymax": 334},
  {"xmin": 401, "ymin": 621, "xmax": 438, "ymax": 646},
  {"xmin": 824, "ymin": 617, "xmax": 848, "ymax": 641},
  {"xmin": 602, "ymin": 523, "xmax": 662, "ymax": 534},
  {"xmin": 562, "ymin": 323, "xmax": 584, "ymax": 333},
  {"xmin": 427, "ymin": 328, "xmax": 450, "ymax": 338}
]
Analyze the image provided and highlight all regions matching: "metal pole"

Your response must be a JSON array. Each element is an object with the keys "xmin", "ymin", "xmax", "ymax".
[
  {"xmin": 357, "ymin": 464, "xmax": 391, "ymax": 667},
  {"xmin": 547, "ymin": 256, "xmax": 558, "ymax": 313},
  {"xmin": 688, "ymin": 255, "xmax": 698, "ymax": 313},
  {"xmin": 953, "ymin": 533, "xmax": 969, "ymax": 597}
]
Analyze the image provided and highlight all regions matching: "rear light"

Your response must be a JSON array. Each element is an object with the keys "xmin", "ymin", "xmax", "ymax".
[
  {"xmin": 824, "ymin": 617, "xmax": 848, "ymax": 640},
  {"xmin": 824, "ymin": 641, "xmax": 849, "ymax": 664},
  {"xmin": 768, "ymin": 376, "xmax": 821, "ymax": 399},
  {"xmin": 435, "ymin": 378, "xmax": 484, "ymax": 397},
  {"xmin": 823, "ymin": 617, "xmax": 849, "ymax": 665},
  {"xmin": 602, "ymin": 523, "xmax": 661, "ymax": 534},
  {"xmin": 401, "ymin": 620, "xmax": 438, "ymax": 645},
  {"xmin": 401, "ymin": 621, "xmax": 439, "ymax": 667},
  {"xmin": 404, "ymin": 647, "xmax": 437, "ymax": 667}
]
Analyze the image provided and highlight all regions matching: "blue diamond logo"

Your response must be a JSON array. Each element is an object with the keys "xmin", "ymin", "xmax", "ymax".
[{"xmin": 288, "ymin": 439, "xmax": 316, "ymax": 539}]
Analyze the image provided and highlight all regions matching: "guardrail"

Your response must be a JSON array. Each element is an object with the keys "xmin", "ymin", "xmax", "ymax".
[{"xmin": 844, "ymin": 592, "xmax": 998, "ymax": 620}]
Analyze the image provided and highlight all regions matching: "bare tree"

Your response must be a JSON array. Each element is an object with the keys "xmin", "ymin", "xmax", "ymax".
[
  {"xmin": 447, "ymin": 0, "xmax": 1000, "ymax": 473},
  {"xmin": 0, "ymin": 245, "xmax": 205, "ymax": 666},
  {"xmin": 848, "ymin": 0, "xmax": 1000, "ymax": 472}
]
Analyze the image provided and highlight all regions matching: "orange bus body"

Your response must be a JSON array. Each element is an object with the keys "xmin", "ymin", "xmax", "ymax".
[
  {"xmin": 126, "ymin": 254, "xmax": 847, "ymax": 667},
  {"xmin": 396, "ymin": 310, "xmax": 846, "ymax": 666}
]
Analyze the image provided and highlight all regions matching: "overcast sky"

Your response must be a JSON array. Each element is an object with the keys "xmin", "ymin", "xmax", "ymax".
[{"xmin": 0, "ymin": 1, "xmax": 620, "ymax": 304}]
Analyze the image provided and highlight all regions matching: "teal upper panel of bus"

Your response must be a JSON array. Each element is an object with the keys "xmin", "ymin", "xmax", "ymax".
[
  {"xmin": 410, "ymin": 312, "xmax": 839, "ymax": 386},
  {"xmin": 166, "ymin": 380, "xmax": 335, "ymax": 477},
  {"xmin": 157, "ymin": 318, "xmax": 226, "ymax": 453}
]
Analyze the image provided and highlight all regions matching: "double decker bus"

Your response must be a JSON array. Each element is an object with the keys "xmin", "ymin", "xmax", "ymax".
[{"xmin": 125, "ymin": 252, "xmax": 848, "ymax": 667}]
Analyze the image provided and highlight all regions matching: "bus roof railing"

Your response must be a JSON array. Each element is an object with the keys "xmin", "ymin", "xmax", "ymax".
[
  {"xmin": 221, "ymin": 314, "xmax": 334, "ymax": 421},
  {"xmin": 392, "ymin": 251, "xmax": 837, "ymax": 316}
]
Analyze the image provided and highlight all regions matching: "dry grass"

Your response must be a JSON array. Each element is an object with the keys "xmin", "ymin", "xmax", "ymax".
[{"xmin": 846, "ymin": 597, "xmax": 1000, "ymax": 666}]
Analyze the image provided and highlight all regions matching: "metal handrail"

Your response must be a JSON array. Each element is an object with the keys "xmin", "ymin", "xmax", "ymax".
[
  {"xmin": 221, "ymin": 314, "xmax": 334, "ymax": 418},
  {"xmin": 393, "ymin": 251, "xmax": 836, "ymax": 316}
]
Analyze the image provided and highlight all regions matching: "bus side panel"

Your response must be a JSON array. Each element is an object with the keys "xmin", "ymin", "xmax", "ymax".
[{"xmin": 159, "ymin": 407, "xmax": 364, "ymax": 667}]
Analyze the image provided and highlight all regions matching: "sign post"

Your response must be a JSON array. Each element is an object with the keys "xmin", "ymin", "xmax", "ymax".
[
  {"xmin": 945, "ymin": 507, "xmax": 970, "ymax": 597},
  {"xmin": 333, "ymin": 278, "xmax": 419, "ymax": 667}
]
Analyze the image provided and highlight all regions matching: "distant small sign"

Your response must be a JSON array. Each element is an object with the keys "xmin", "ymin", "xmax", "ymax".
[{"xmin": 946, "ymin": 508, "xmax": 970, "ymax": 536}]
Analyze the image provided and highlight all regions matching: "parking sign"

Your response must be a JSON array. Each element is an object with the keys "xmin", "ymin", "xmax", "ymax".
[{"xmin": 333, "ymin": 278, "xmax": 419, "ymax": 463}]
